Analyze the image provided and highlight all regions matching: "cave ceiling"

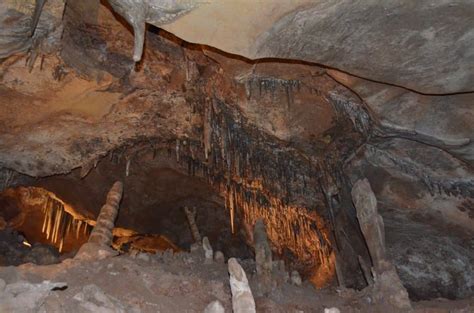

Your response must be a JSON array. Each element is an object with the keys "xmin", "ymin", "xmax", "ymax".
[{"xmin": 0, "ymin": 0, "xmax": 473, "ymax": 300}]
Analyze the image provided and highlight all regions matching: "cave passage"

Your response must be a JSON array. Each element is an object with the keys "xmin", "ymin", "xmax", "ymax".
[{"xmin": 0, "ymin": 1, "xmax": 473, "ymax": 311}]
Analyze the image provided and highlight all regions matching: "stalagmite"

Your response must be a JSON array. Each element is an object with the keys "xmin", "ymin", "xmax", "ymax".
[
  {"xmin": 290, "ymin": 270, "xmax": 302, "ymax": 286},
  {"xmin": 88, "ymin": 181, "xmax": 123, "ymax": 246},
  {"xmin": 202, "ymin": 236, "xmax": 213, "ymax": 263},
  {"xmin": 203, "ymin": 300, "xmax": 224, "ymax": 313},
  {"xmin": 351, "ymin": 179, "xmax": 386, "ymax": 272},
  {"xmin": 351, "ymin": 179, "xmax": 411, "ymax": 310},
  {"xmin": 214, "ymin": 251, "xmax": 225, "ymax": 263},
  {"xmin": 76, "ymin": 181, "xmax": 123, "ymax": 260},
  {"xmin": 253, "ymin": 219, "xmax": 272, "ymax": 277},
  {"xmin": 184, "ymin": 206, "xmax": 201, "ymax": 243},
  {"xmin": 228, "ymin": 258, "xmax": 256, "ymax": 313}
]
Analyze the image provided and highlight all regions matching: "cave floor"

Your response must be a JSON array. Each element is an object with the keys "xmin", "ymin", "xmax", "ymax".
[{"xmin": 1, "ymin": 249, "xmax": 473, "ymax": 313}]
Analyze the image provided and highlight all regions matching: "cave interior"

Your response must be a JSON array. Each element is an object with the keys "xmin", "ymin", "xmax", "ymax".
[{"xmin": 0, "ymin": 1, "xmax": 473, "ymax": 312}]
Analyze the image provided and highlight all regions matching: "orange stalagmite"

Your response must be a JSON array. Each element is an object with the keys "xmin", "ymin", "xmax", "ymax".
[{"xmin": 88, "ymin": 181, "xmax": 123, "ymax": 246}]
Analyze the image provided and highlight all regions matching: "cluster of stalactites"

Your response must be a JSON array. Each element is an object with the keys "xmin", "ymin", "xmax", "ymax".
[
  {"xmin": 171, "ymin": 95, "xmax": 334, "ymax": 283},
  {"xmin": 243, "ymin": 76, "xmax": 302, "ymax": 109},
  {"xmin": 224, "ymin": 181, "xmax": 332, "ymax": 273},
  {"xmin": 41, "ymin": 196, "xmax": 91, "ymax": 252}
]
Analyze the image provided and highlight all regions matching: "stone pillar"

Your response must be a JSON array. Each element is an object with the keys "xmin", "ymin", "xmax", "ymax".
[
  {"xmin": 351, "ymin": 179, "xmax": 386, "ymax": 272},
  {"xmin": 88, "ymin": 181, "xmax": 123, "ymax": 246},
  {"xmin": 253, "ymin": 219, "xmax": 272, "ymax": 277},
  {"xmin": 75, "ymin": 181, "xmax": 123, "ymax": 261},
  {"xmin": 351, "ymin": 179, "xmax": 411, "ymax": 310},
  {"xmin": 228, "ymin": 258, "xmax": 256, "ymax": 313}
]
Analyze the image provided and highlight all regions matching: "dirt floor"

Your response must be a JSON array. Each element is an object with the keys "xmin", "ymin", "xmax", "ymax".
[{"xmin": 1, "ymin": 245, "xmax": 473, "ymax": 313}]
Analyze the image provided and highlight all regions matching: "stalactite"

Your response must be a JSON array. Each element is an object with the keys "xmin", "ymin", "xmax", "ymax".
[
  {"xmin": 36, "ymin": 191, "xmax": 93, "ymax": 252},
  {"xmin": 243, "ymin": 76, "xmax": 300, "ymax": 108},
  {"xmin": 171, "ymin": 96, "xmax": 335, "ymax": 285}
]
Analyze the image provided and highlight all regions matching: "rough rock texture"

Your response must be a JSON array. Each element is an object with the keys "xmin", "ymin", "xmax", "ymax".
[
  {"xmin": 0, "ymin": 279, "xmax": 67, "ymax": 313},
  {"xmin": 0, "ymin": 249, "xmax": 472, "ymax": 313},
  {"xmin": 161, "ymin": 0, "xmax": 474, "ymax": 93},
  {"xmin": 253, "ymin": 219, "xmax": 272, "ymax": 277},
  {"xmin": 351, "ymin": 179, "xmax": 386, "ymax": 272},
  {"xmin": 106, "ymin": 0, "xmax": 200, "ymax": 61},
  {"xmin": 0, "ymin": 0, "xmax": 65, "ymax": 61},
  {"xmin": 0, "ymin": 0, "xmax": 473, "ymax": 304},
  {"xmin": 228, "ymin": 257, "xmax": 256, "ymax": 313},
  {"xmin": 76, "ymin": 181, "xmax": 123, "ymax": 261},
  {"xmin": 88, "ymin": 181, "xmax": 123, "ymax": 246}
]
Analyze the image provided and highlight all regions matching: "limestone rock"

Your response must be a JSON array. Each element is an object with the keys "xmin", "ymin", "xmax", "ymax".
[
  {"xmin": 228, "ymin": 258, "xmax": 256, "ymax": 313},
  {"xmin": 75, "ymin": 242, "xmax": 118, "ymax": 261},
  {"xmin": 73, "ymin": 284, "xmax": 134, "ymax": 313},
  {"xmin": 203, "ymin": 300, "xmax": 225, "ymax": 313},
  {"xmin": 351, "ymin": 179, "xmax": 387, "ymax": 273},
  {"xmin": 214, "ymin": 251, "xmax": 225, "ymax": 264},
  {"xmin": 0, "ymin": 280, "xmax": 67, "ymax": 313},
  {"xmin": 253, "ymin": 219, "xmax": 272, "ymax": 277},
  {"xmin": 203, "ymin": 236, "xmax": 213, "ymax": 262},
  {"xmin": 88, "ymin": 181, "xmax": 123, "ymax": 246},
  {"xmin": 290, "ymin": 270, "xmax": 302, "ymax": 286},
  {"xmin": 370, "ymin": 265, "xmax": 412, "ymax": 311}
]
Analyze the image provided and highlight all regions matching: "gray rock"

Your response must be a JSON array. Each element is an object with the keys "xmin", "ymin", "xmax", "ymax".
[
  {"xmin": 256, "ymin": 1, "xmax": 474, "ymax": 93},
  {"xmin": 214, "ymin": 251, "xmax": 225, "ymax": 264},
  {"xmin": 203, "ymin": 300, "xmax": 225, "ymax": 313},
  {"xmin": 73, "ymin": 284, "xmax": 133, "ymax": 313},
  {"xmin": 290, "ymin": 270, "xmax": 302, "ymax": 286},
  {"xmin": 0, "ymin": 280, "xmax": 67, "ymax": 313}
]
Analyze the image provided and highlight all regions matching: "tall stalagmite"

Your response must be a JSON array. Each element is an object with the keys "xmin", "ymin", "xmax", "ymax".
[
  {"xmin": 351, "ymin": 178, "xmax": 386, "ymax": 272},
  {"xmin": 228, "ymin": 258, "xmax": 256, "ymax": 313},
  {"xmin": 75, "ymin": 181, "xmax": 123, "ymax": 260},
  {"xmin": 88, "ymin": 181, "xmax": 123, "ymax": 246},
  {"xmin": 254, "ymin": 219, "xmax": 272, "ymax": 277}
]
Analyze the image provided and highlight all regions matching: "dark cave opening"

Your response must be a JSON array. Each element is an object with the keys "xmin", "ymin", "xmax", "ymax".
[{"xmin": 0, "ymin": 149, "xmax": 257, "ymax": 266}]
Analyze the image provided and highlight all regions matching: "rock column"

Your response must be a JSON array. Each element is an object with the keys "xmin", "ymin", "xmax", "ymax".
[{"xmin": 88, "ymin": 181, "xmax": 123, "ymax": 246}]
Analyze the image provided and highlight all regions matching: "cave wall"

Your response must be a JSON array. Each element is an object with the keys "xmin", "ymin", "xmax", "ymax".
[{"xmin": 0, "ymin": 0, "xmax": 473, "ymax": 300}]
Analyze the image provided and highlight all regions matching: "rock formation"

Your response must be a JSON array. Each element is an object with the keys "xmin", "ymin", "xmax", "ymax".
[
  {"xmin": 253, "ymin": 219, "xmax": 272, "ymax": 278},
  {"xmin": 228, "ymin": 257, "xmax": 256, "ymax": 313},
  {"xmin": 106, "ymin": 0, "xmax": 199, "ymax": 62},
  {"xmin": 351, "ymin": 178, "xmax": 412, "ymax": 310},
  {"xmin": 351, "ymin": 179, "xmax": 387, "ymax": 273},
  {"xmin": 88, "ymin": 181, "xmax": 123, "ymax": 246},
  {"xmin": 184, "ymin": 206, "xmax": 201, "ymax": 243},
  {"xmin": 0, "ymin": 0, "xmax": 473, "ymax": 308},
  {"xmin": 75, "ymin": 181, "xmax": 123, "ymax": 260},
  {"xmin": 202, "ymin": 236, "xmax": 213, "ymax": 262},
  {"xmin": 203, "ymin": 300, "xmax": 225, "ymax": 313},
  {"xmin": 0, "ymin": 279, "xmax": 67, "ymax": 313}
]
